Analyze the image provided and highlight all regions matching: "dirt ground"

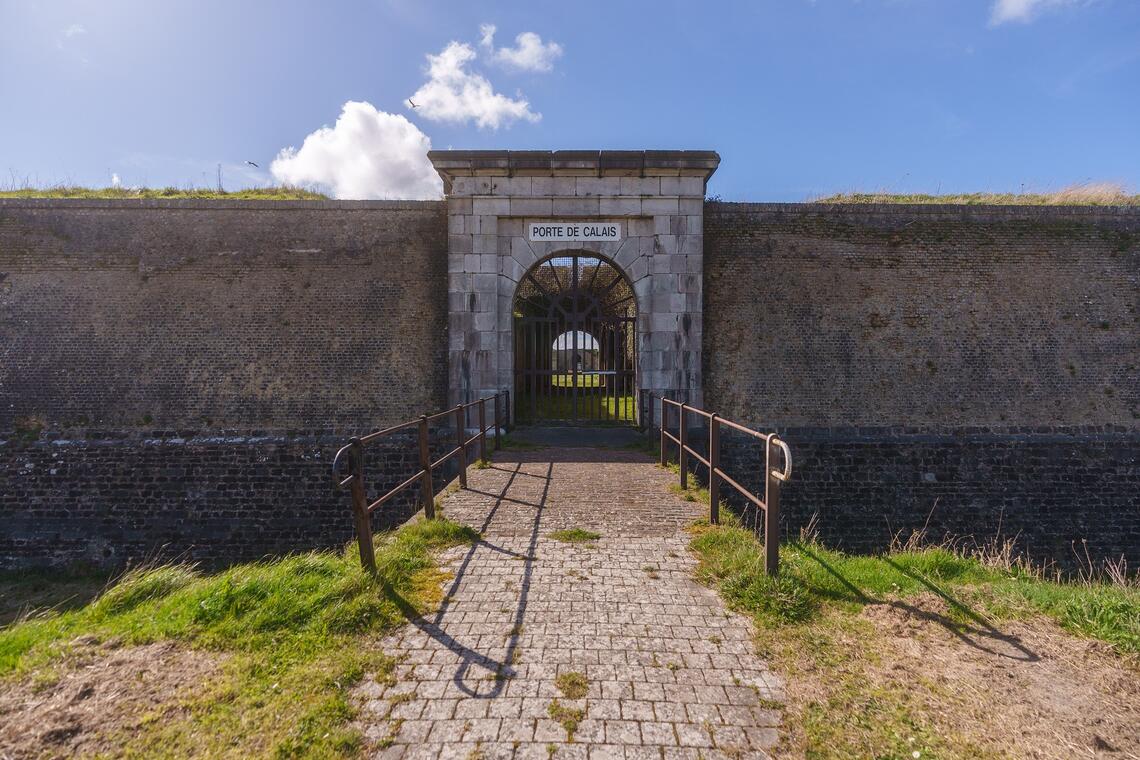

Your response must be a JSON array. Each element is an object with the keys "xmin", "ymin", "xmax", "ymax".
[
  {"xmin": 0, "ymin": 638, "xmax": 222, "ymax": 760},
  {"xmin": 789, "ymin": 592, "xmax": 1140, "ymax": 759}
]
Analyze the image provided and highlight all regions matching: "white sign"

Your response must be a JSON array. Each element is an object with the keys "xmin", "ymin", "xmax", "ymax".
[{"xmin": 527, "ymin": 221, "xmax": 621, "ymax": 242}]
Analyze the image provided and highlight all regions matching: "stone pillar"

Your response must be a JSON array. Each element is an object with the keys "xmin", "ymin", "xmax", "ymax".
[{"xmin": 430, "ymin": 150, "xmax": 720, "ymax": 426}]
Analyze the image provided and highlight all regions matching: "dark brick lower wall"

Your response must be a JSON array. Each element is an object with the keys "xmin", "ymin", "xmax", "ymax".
[
  {"xmin": 0, "ymin": 429, "xmax": 466, "ymax": 570},
  {"xmin": 707, "ymin": 427, "xmax": 1139, "ymax": 568},
  {"xmin": 7, "ymin": 425, "xmax": 1135, "ymax": 571}
]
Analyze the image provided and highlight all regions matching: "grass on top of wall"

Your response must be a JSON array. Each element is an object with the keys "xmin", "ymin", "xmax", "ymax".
[
  {"xmin": 812, "ymin": 182, "xmax": 1140, "ymax": 206},
  {"xmin": 0, "ymin": 518, "xmax": 477, "ymax": 758},
  {"xmin": 0, "ymin": 185, "xmax": 330, "ymax": 200}
]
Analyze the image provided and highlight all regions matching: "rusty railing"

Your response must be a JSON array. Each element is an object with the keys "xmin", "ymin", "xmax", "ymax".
[
  {"xmin": 658, "ymin": 397, "xmax": 792, "ymax": 575},
  {"xmin": 331, "ymin": 391, "xmax": 510, "ymax": 572}
]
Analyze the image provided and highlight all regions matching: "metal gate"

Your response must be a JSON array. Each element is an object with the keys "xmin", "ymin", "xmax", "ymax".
[{"xmin": 513, "ymin": 254, "xmax": 637, "ymax": 425}]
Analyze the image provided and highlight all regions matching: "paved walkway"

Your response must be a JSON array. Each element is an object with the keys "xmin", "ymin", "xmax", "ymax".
[{"xmin": 356, "ymin": 447, "xmax": 784, "ymax": 759}]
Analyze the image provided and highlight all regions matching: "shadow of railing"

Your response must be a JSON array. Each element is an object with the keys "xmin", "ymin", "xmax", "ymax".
[
  {"xmin": 794, "ymin": 543, "xmax": 1039, "ymax": 663},
  {"xmin": 391, "ymin": 458, "xmax": 553, "ymax": 698}
]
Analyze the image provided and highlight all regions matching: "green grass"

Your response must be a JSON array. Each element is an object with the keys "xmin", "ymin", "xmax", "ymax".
[
  {"xmin": 663, "ymin": 462, "xmax": 728, "ymax": 516},
  {"xmin": 548, "ymin": 529, "xmax": 602, "ymax": 544},
  {"xmin": 514, "ymin": 391, "xmax": 636, "ymax": 424},
  {"xmin": 554, "ymin": 671, "xmax": 588, "ymax": 699},
  {"xmin": 547, "ymin": 698, "xmax": 585, "ymax": 740},
  {"xmin": 690, "ymin": 524, "xmax": 1139, "ymax": 650},
  {"xmin": 0, "ymin": 186, "xmax": 329, "ymax": 200},
  {"xmin": 0, "ymin": 518, "xmax": 477, "ymax": 758},
  {"xmin": 690, "ymin": 522, "xmax": 1140, "ymax": 759},
  {"xmin": 814, "ymin": 184, "xmax": 1140, "ymax": 206},
  {"xmin": 550, "ymin": 373, "xmax": 604, "ymax": 388}
]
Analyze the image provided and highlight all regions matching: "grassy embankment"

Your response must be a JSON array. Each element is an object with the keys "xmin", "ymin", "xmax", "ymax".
[
  {"xmin": 812, "ymin": 182, "xmax": 1140, "ymax": 206},
  {"xmin": 658, "ymin": 454, "xmax": 1140, "ymax": 756},
  {"xmin": 0, "ymin": 186, "xmax": 328, "ymax": 200},
  {"xmin": 689, "ymin": 511, "xmax": 1139, "ymax": 758},
  {"xmin": 0, "ymin": 518, "xmax": 477, "ymax": 758}
]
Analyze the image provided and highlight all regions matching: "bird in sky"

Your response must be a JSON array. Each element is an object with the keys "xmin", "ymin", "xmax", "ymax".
[
  {"xmin": 408, "ymin": 99, "xmax": 419, "ymax": 109},
  {"xmin": 245, "ymin": 160, "xmax": 259, "ymax": 168}
]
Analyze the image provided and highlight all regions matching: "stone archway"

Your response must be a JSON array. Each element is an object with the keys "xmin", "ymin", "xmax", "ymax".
[
  {"xmin": 430, "ymin": 150, "xmax": 719, "ymax": 427},
  {"xmin": 512, "ymin": 251, "xmax": 637, "ymax": 425}
]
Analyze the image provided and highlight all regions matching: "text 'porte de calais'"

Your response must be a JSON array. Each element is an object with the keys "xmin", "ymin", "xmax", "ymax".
[{"xmin": 527, "ymin": 221, "xmax": 622, "ymax": 242}]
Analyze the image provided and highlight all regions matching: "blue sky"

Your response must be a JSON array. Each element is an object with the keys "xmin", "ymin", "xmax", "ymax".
[{"xmin": 1, "ymin": 0, "xmax": 1137, "ymax": 200}]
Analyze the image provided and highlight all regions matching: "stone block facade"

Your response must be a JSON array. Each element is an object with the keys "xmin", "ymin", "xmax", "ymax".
[{"xmin": 430, "ymin": 151, "xmax": 718, "ymax": 424}]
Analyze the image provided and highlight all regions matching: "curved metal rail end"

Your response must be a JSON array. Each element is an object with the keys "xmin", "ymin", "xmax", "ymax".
[
  {"xmin": 770, "ymin": 437, "xmax": 792, "ymax": 483},
  {"xmin": 331, "ymin": 441, "xmax": 357, "ymax": 490}
]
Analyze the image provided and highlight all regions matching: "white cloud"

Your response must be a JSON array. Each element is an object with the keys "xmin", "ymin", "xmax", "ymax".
[
  {"xmin": 486, "ymin": 29, "xmax": 563, "ymax": 72},
  {"xmin": 479, "ymin": 23, "xmax": 497, "ymax": 49},
  {"xmin": 408, "ymin": 41, "xmax": 539, "ymax": 129},
  {"xmin": 56, "ymin": 23, "xmax": 88, "ymax": 51},
  {"xmin": 270, "ymin": 101, "xmax": 442, "ymax": 200},
  {"xmin": 989, "ymin": 0, "xmax": 1083, "ymax": 25}
]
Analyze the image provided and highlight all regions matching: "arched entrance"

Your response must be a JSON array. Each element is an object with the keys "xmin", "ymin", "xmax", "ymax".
[{"xmin": 513, "ymin": 253, "xmax": 637, "ymax": 425}]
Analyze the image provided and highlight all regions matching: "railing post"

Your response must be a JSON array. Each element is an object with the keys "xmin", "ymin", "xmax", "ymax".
[
  {"xmin": 679, "ymin": 403, "xmax": 688, "ymax": 490},
  {"xmin": 505, "ymin": 389, "xmax": 511, "ymax": 429},
  {"xmin": 659, "ymin": 398, "xmax": 667, "ymax": 467},
  {"xmin": 493, "ymin": 393, "xmax": 502, "ymax": 451},
  {"xmin": 478, "ymin": 398, "xmax": 488, "ymax": 463},
  {"xmin": 708, "ymin": 414, "xmax": 720, "ymax": 525},
  {"xmin": 454, "ymin": 405, "xmax": 468, "ymax": 489},
  {"xmin": 418, "ymin": 415, "xmax": 435, "ymax": 519},
  {"xmin": 348, "ymin": 438, "xmax": 376, "ymax": 573},
  {"xmin": 765, "ymin": 439, "xmax": 781, "ymax": 576}
]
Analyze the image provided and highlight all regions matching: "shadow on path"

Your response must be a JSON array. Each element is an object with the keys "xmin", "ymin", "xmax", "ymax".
[{"xmin": 392, "ymin": 459, "xmax": 554, "ymax": 698}]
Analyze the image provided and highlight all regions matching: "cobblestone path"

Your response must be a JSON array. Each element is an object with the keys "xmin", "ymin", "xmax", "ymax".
[{"xmin": 356, "ymin": 447, "xmax": 784, "ymax": 759}]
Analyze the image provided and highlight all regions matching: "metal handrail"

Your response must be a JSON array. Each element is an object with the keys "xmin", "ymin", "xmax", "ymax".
[
  {"xmin": 332, "ymin": 390, "xmax": 510, "ymax": 572},
  {"xmin": 657, "ymin": 396, "xmax": 792, "ymax": 576}
]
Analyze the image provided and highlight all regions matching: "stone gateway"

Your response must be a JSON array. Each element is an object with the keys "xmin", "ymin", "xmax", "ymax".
[{"xmin": 0, "ymin": 149, "xmax": 1137, "ymax": 570}]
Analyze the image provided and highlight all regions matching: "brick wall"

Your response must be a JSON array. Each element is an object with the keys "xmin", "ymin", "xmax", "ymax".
[
  {"xmin": 704, "ymin": 203, "xmax": 1140, "ymax": 564},
  {"xmin": 1, "ymin": 427, "xmax": 464, "ymax": 569},
  {"xmin": 0, "ymin": 199, "xmax": 448, "ymax": 431},
  {"xmin": 1, "ymin": 199, "xmax": 450, "ymax": 568},
  {"xmin": 4, "ymin": 199, "xmax": 1138, "ymax": 569}
]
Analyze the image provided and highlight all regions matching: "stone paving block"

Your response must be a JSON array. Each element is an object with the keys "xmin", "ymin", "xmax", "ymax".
[
  {"xmin": 604, "ymin": 719, "xmax": 642, "ymax": 745},
  {"xmin": 586, "ymin": 747, "xmax": 624, "ymax": 760}
]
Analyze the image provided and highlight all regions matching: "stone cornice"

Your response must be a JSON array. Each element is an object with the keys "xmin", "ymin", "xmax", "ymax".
[{"xmin": 428, "ymin": 150, "xmax": 720, "ymax": 193}]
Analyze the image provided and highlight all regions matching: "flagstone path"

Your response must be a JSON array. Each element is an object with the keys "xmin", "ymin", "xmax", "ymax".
[{"xmin": 356, "ymin": 446, "xmax": 784, "ymax": 759}]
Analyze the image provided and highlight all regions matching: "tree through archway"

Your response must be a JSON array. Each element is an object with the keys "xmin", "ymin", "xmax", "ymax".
[{"xmin": 513, "ymin": 253, "xmax": 637, "ymax": 425}]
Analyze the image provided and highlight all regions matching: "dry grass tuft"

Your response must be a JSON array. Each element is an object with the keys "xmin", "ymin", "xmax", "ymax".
[
  {"xmin": 0, "ymin": 184, "xmax": 329, "ymax": 201},
  {"xmin": 814, "ymin": 182, "xmax": 1139, "ymax": 207}
]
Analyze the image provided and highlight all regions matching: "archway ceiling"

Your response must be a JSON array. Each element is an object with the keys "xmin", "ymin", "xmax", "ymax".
[{"xmin": 514, "ymin": 255, "xmax": 635, "ymax": 320}]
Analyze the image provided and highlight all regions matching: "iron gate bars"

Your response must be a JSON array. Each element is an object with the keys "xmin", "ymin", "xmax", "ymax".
[
  {"xmin": 658, "ymin": 397, "xmax": 792, "ymax": 576},
  {"xmin": 331, "ymin": 390, "xmax": 510, "ymax": 573},
  {"xmin": 513, "ymin": 254, "xmax": 637, "ymax": 424}
]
